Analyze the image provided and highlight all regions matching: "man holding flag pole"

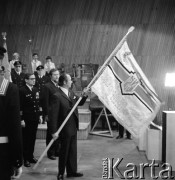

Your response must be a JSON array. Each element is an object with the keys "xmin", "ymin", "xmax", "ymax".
[
  {"xmin": 33, "ymin": 26, "xmax": 161, "ymax": 180},
  {"xmin": 49, "ymin": 73, "xmax": 88, "ymax": 180},
  {"xmin": 33, "ymin": 27, "xmax": 135, "ymax": 171}
]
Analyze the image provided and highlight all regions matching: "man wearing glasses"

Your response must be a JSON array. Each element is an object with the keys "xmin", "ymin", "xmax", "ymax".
[{"xmin": 19, "ymin": 73, "xmax": 40, "ymax": 167}]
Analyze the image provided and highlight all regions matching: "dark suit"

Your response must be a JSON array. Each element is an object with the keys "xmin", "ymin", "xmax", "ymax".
[
  {"xmin": 42, "ymin": 80, "xmax": 60, "ymax": 157},
  {"xmin": 49, "ymin": 88, "xmax": 87, "ymax": 175},
  {"xmin": 0, "ymin": 80, "xmax": 23, "ymax": 180},
  {"xmin": 19, "ymin": 85, "xmax": 40, "ymax": 161},
  {"xmin": 11, "ymin": 70, "xmax": 25, "ymax": 88}
]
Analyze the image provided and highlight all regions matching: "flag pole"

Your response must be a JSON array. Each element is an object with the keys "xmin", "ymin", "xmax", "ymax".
[{"xmin": 33, "ymin": 26, "xmax": 135, "ymax": 170}]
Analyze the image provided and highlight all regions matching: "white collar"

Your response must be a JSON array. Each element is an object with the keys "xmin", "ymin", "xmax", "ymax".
[
  {"xmin": 26, "ymin": 84, "xmax": 33, "ymax": 91},
  {"xmin": 60, "ymin": 86, "xmax": 69, "ymax": 97},
  {"xmin": 32, "ymin": 59, "xmax": 39, "ymax": 63},
  {"xmin": 51, "ymin": 80, "xmax": 59, "ymax": 87},
  {"xmin": 15, "ymin": 70, "xmax": 21, "ymax": 75}
]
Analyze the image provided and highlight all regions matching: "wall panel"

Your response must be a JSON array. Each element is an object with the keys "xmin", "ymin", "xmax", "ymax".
[{"xmin": 0, "ymin": 0, "xmax": 175, "ymax": 123}]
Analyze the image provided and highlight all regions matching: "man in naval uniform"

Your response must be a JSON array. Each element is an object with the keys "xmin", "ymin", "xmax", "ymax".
[
  {"xmin": 34, "ymin": 65, "xmax": 49, "ymax": 124},
  {"xmin": 19, "ymin": 73, "xmax": 40, "ymax": 167},
  {"xmin": 11, "ymin": 60, "xmax": 25, "ymax": 89},
  {"xmin": 0, "ymin": 46, "xmax": 23, "ymax": 179}
]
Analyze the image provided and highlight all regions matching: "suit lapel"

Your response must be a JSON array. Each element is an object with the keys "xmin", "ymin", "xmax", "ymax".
[
  {"xmin": 59, "ymin": 88, "xmax": 71, "ymax": 102},
  {"xmin": 50, "ymin": 81, "xmax": 59, "ymax": 90},
  {"xmin": 68, "ymin": 90, "xmax": 74, "ymax": 101},
  {"xmin": 25, "ymin": 85, "xmax": 33, "ymax": 94}
]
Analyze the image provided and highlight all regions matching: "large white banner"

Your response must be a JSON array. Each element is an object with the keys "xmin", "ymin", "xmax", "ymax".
[
  {"xmin": 2, "ymin": 39, "xmax": 11, "ymax": 81},
  {"xmin": 91, "ymin": 41, "xmax": 161, "ymax": 138}
]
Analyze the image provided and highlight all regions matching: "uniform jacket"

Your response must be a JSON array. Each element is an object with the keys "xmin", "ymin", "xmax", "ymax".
[
  {"xmin": 49, "ymin": 88, "xmax": 87, "ymax": 137},
  {"xmin": 0, "ymin": 80, "xmax": 23, "ymax": 167},
  {"xmin": 19, "ymin": 85, "xmax": 40, "ymax": 118},
  {"xmin": 11, "ymin": 70, "xmax": 25, "ymax": 88},
  {"xmin": 34, "ymin": 72, "xmax": 49, "ymax": 94},
  {"xmin": 42, "ymin": 80, "xmax": 59, "ymax": 116}
]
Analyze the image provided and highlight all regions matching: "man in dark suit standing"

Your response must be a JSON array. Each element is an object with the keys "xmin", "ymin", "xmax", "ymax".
[
  {"xmin": 0, "ymin": 46, "xmax": 23, "ymax": 179},
  {"xmin": 49, "ymin": 73, "xmax": 88, "ymax": 180},
  {"xmin": 11, "ymin": 60, "xmax": 25, "ymax": 88},
  {"xmin": 19, "ymin": 73, "xmax": 40, "ymax": 167},
  {"xmin": 42, "ymin": 68, "xmax": 60, "ymax": 160}
]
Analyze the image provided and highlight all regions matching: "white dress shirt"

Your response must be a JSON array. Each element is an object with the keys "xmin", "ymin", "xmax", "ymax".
[
  {"xmin": 44, "ymin": 62, "xmax": 56, "ymax": 73},
  {"xmin": 31, "ymin": 60, "xmax": 42, "ymax": 72},
  {"xmin": 26, "ymin": 84, "xmax": 33, "ymax": 91},
  {"xmin": 60, "ymin": 86, "xmax": 69, "ymax": 97}
]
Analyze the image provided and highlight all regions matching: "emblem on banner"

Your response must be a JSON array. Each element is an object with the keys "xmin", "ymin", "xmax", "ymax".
[{"xmin": 121, "ymin": 74, "xmax": 139, "ymax": 94}]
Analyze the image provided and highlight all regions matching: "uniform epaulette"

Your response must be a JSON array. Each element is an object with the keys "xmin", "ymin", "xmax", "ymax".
[{"xmin": 0, "ymin": 78, "xmax": 9, "ymax": 96}]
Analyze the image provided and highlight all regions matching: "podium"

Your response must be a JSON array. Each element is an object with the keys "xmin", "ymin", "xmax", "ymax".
[
  {"xmin": 146, "ymin": 128, "xmax": 162, "ymax": 160},
  {"xmin": 162, "ymin": 111, "xmax": 175, "ymax": 170}
]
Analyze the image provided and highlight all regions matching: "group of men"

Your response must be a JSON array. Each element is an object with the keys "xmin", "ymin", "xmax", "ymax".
[{"xmin": 0, "ymin": 46, "xmax": 88, "ymax": 180}]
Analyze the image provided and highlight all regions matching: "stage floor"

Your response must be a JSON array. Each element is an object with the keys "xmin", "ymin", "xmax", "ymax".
[{"xmin": 19, "ymin": 132, "xmax": 174, "ymax": 180}]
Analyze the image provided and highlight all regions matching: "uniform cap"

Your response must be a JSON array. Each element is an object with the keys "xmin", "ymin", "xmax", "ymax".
[
  {"xmin": 36, "ymin": 65, "xmax": 44, "ymax": 70},
  {"xmin": 14, "ymin": 61, "xmax": 22, "ymax": 66}
]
